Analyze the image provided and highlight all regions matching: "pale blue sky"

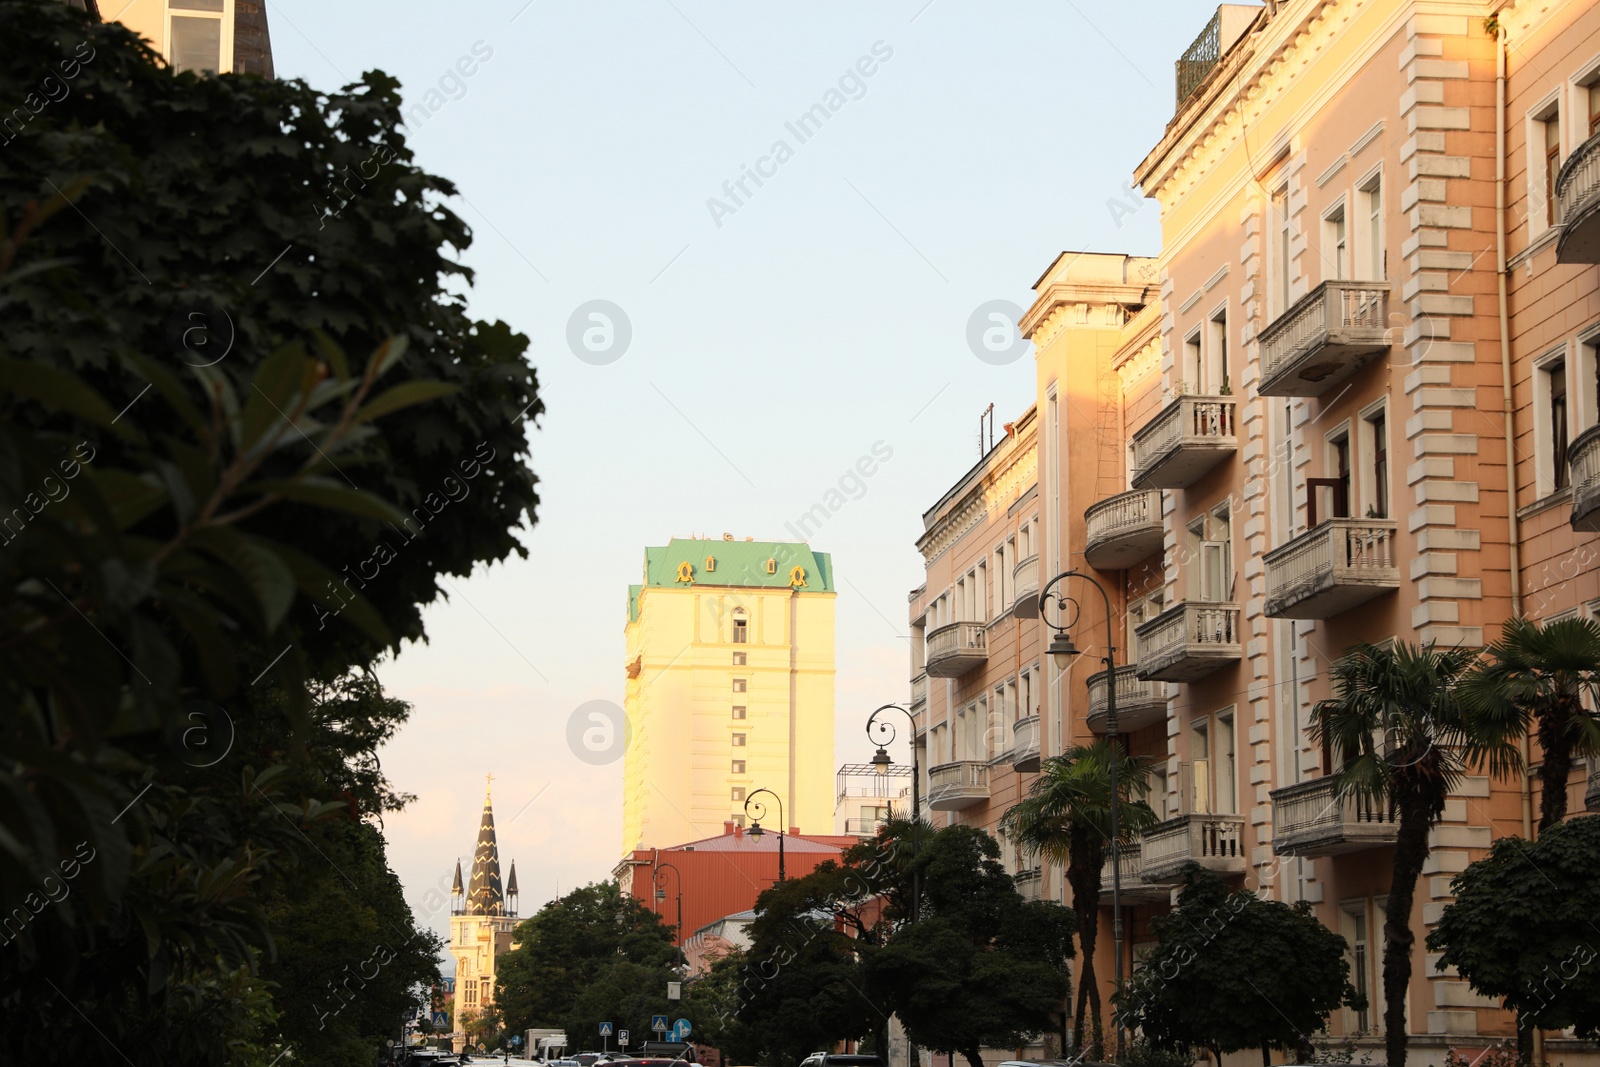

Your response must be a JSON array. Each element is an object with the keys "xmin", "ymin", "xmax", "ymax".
[{"xmin": 263, "ymin": 0, "xmax": 1209, "ymax": 948}]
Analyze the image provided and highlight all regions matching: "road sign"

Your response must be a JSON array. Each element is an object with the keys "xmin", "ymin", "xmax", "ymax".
[
  {"xmin": 511, "ymin": 1036, "xmax": 522, "ymax": 1047},
  {"xmin": 619, "ymin": 1030, "xmax": 630, "ymax": 1047},
  {"xmin": 671, "ymin": 1019, "xmax": 692, "ymax": 1041},
  {"xmin": 599, "ymin": 1022, "xmax": 614, "ymax": 1037},
  {"xmin": 651, "ymin": 1014, "xmax": 669, "ymax": 1034},
  {"xmin": 432, "ymin": 1012, "xmax": 449, "ymax": 1029}
]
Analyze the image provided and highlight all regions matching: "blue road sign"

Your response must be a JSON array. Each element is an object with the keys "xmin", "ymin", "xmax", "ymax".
[
  {"xmin": 599, "ymin": 1022, "xmax": 614, "ymax": 1037},
  {"xmin": 651, "ymin": 1014, "xmax": 669, "ymax": 1033},
  {"xmin": 511, "ymin": 1036, "xmax": 523, "ymax": 1047},
  {"xmin": 671, "ymin": 1019, "xmax": 692, "ymax": 1041},
  {"xmin": 432, "ymin": 1012, "xmax": 448, "ymax": 1029}
]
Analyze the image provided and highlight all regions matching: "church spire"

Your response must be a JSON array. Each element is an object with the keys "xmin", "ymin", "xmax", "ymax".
[
  {"xmin": 467, "ymin": 775, "xmax": 505, "ymax": 916},
  {"xmin": 505, "ymin": 860, "xmax": 519, "ymax": 917}
]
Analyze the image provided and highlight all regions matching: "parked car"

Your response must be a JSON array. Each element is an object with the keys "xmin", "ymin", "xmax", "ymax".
[{"xmin": 801, "ymin": 1055, "xmax": 883, "ymax": 1067}]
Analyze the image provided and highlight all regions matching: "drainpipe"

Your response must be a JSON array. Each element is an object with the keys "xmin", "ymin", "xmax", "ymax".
[{"xmin": 1496, "ymin": 17, "xmax": 1540, "ymax": 1060}]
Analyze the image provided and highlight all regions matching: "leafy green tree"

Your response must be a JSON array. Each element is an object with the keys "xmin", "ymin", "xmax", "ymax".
[
  {"xmin": 1461, "ymin": 616, "xmax": 1600, "ymax": 829},
  {"xmin": 1311, "ymin": 642, "xmax": 1517, "ymax": 1067},
  {"xmin": 1000, "ymin": 741, "xmax": 1158, "ymax": 1052},
  {"xmin": 0, "ymin": 1, "xmax": 540, "ymax": 1061},
  {"xmin": 1428, "ymin": 813, "xmax": 1600, "ymax": 1047},
  {"xmin": 1114, "ymin": 866, "xmax": 1360, "ymax": 1066},
  {"xmin": 495, "ymin": 881, "xmax": 681, "ymax": 1039},
  {"xmin": 683, "ymin": 947, "xmax": 763, "ymax": 1066},
  {"xmin": 867, "ymin": 824, "xmax": 1075, "ymax": 1067}
]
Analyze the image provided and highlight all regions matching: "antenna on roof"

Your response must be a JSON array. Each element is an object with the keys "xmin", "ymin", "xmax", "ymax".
[{"xmin": 979, "ymin": 402, "xmax": 995, "ymax": 456}]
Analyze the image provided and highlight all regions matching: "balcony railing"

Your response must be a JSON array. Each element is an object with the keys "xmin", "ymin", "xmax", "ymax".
[
  {"xmin": 1101, "ymin": 843, "xmax": 1168, "ymax": 904},
  {"xmin": 1264, "ymin": 518, "xmax": 1399, "ymax": 619},
  {"xmin": 1133, "ymin": 602, "xmax": 1241, "ymax": 682},
  {"xmin": 925, "ymin": 621, "xmax": 988, "ymax": 678},
  {"xmin": 1269, "ymin": 776, "xmax": 1398, "ymax": 858},
  {"xmin": 928, "ymin": 760, "xmax": 990, "ymax": 811},
  {"xmin": 1175, "ymin": 9, "xmax": 1221, "ymax": 107},
  {"xmin": 1588, "ymin": 769, "xmax": 1600, "ymax": 814},
  {"xmin": 1014, "ymin": 866, "xmax": 1043, "ymax": 902},
  {"xmin": 1012, "ymin": 553, "xmax": 1041, "ymax": 618},
  {"xmin": 1012, "ymin": 715, "xmax": 1041, "ymax": 773},
  {"xmin": 845, "ymin": 816, "xmax": 887, "ymax": 838},
  {"xmin": 1571, "ymin": 426, "xmax": 1600, "ymax": 533},
  {"xmin": 1140, "ymin": 813, "xmax": 1247, "ymax": 883},
  {"xmin": 911, "ymin": 673, "xmax": 928, "ymax": 708},
  {"xmin": 1258, "ymin": 281, "xmax": 1391, "ymax": 396},
  {"xmin": 1084, "ymin": 490, "xmax": 1164, "ymax": 571},
  {"xmin": 1085, "ymin": 665, "xmax": 1168, "ymax": 734},
  {"xmin": 1131, "ymin": 395, "xmax": 1237, "ymax": 489},
  {"xmin": 1557, "ymin": 131, "xmax": 1600, "ymax": 264}
]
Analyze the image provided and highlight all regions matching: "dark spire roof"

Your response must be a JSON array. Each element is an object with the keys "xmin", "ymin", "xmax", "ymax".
[
  {"xmin": 505, "ymin": 860, "xmax": 519, "ymax": 896},
  {"xmin": 466, "ymin": 779, "xmax": 504, "ymax": 916},
  {"xmin": 451, "ymin": 859, "xmax": 464, "ymax": 895}
]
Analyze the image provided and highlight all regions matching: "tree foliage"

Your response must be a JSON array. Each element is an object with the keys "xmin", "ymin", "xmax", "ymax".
[
  {"xmin": 1115, "ymin": 866, "xmax": 1361, "ymax": 1065},
  {"xmin": 0, "ymin": 1, "xmax": 540, "ymax": 1061},
  {"xmin": 1428, "ymin": 814, "xmax": 1600, "ymax": 1039},
  {"xmin": 495, "ymin": 881, "xmax": 682, "ymax": 1046}
]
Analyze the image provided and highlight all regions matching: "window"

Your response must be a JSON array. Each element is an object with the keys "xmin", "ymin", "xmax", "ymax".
[
  {"xmin": 1366, "ymin": 408, "xmax": 1389, "ymax": 518},
  {"xmin": 732, "ymin": 651, "xmax": 746, "ymax": 666},
  {"xmin": 168, "ymin": 0, "xmax": 232, "ymax": 74},
  {"xmin": 732, "ymin": 678, "xmax": 747, "ymax": 693},
  {"xmin": 1546, "ymin": 109, "xmax": 1563, "ymax": 226},
  {"xmin": 1553, "ymin": 360, "xmax": 1571, "ymax": 490},
  {"xmin": 1531, "ymin": 101, "xmax": 1562, "ymax": 232},
  {"xmin": 1188, "ymin": 507, "xmax": 1232, "ymax": 602},
  {"xmin": 730, "ymin": 813, "xmax": 745, "ymax": 828},
  {"xmin": 1182, "ymin": 328, "xmax": 1203, "ymax": 393},
  {"xmin": 1307, "ymin": 430, "xmax": 1351, "ymax": 525},
  {"xmin": 732, "ymin": 787, "xmax": 746, "ymax": 802},
  {"xmin": 732, "ymin": 616, "xmax": 747, "ymax": 643},
  {"xmin": 731, "ymin": 760, "xmax": 746, "ymax": 775},
  {"xmin": 1214, "ymin": 711, "xmax": 1237, "ymax": 814},
  {"xmin": 1188, "ymin": 720, "xmax": 1212, "ymax": 814},
  {"xmin": 1269, "ymin": 185, "xmax": 1292, "ymax": 316},
  {"xmin": 732, "ymin": 705, "xmax": 747, "ymax": 720},
  {"xmin": 1580, "ymin": 331, "xmax": 1600, "ymax": 434},
  {"xmin": 1358, "ymin": 172, "xmax": 1383, "ymax": 280},
  {"xmin": 1127, "ymin": 590, "xmax": 1165, "ymax": 662},
  {"xmin": 1535, "ymin": 351, "xmax": 1571, "ymax": 497},
  {"xmin": 731, "ymin": 733, "xmax": 746, "ymax": 747},
  {"xmin": 1208, "ymin": 307, "xmax": 1230, "ymax": 394},
  {"xmin": 1590, "ymin": 79, "xmax": 1600, "ymax": 136},
  {"xmin": 1340, "ymin": 904, "xmax": 1373, "ymax": 1032},
  {"xmin": 1324, "ymin": 202, "xmax": 1348, "ymax": 281}
]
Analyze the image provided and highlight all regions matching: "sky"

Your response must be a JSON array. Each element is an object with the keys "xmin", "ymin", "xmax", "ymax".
[{"xmin": 262, "ymin": 0, "xmax": 1210, "ymax": 952}]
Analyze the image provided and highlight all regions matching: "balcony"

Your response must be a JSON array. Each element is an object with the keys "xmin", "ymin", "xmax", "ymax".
[
  {"xmin": 1013, "ymin": 554, "xmax": 1040, "ymax": 618},
  {"xmin": 1557, "ymin": 131, "xmax": 1600, "ymax": 264},
  {"xmin": 928, "ymin": 760, "xmax": 990, "ymax": 811},
  {"xmin": 911, "ymin": 673, "xmax": 928, "ymax": 709},
  {"xmin": 1258, "ymin": 281, "xmax": 1392, "ymax": 397},
  {"xmin": 1014, "ymin": 866, "xmax": 1043, "ymax": 902},
  {"xmin": 1570, "ymin": 426, "xmax": 1600, "ymax": 532},
  {"xmin": 1140, "ymin": 813, "xmax": 1247, "ymax": 883},
  {"xmin": 1101, "ymin": 843, "xmax": 1168, "ymax": 905},
  {"xmin": 1085, "ymin": 665, "xmax": 1168, "ymax": 734},
  {"xmin": 845, "ymin": 816, "xmax": 887, "ymax": 838},
  {"xmin": 1012, "ymin": 715, "xmax": 1041, "ymax": 773},
  {"xmin": 1588, "ymin": 769, "xmax": 1600, "ymax": 814},
  {"xmin": 1133, "ymin": 602, "xmax": 1241, "ymax": 682},
  {"xmin": 1084, "ymin": 490, "xmax": 1164, "ymax": 571},
  {"xmin": 1131, "ymin": 395, "xmax": 1237, "ymax": 489},
  {"xmin": 1269, "ymin": 777, "xmax": 1398, "ymax": 858},
  {"xmin": 1263, "ymin": 518, "xmax": 1400, "ymax": 620},
  {"xmin": 925, "ymin": 621, "xmax": 987, "ymax": 678}
]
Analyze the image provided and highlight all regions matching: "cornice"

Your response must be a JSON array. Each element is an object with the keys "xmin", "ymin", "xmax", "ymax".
[{"xmin": 1021, "ymin": 279, "xmax": 1158, "ymax": 349}]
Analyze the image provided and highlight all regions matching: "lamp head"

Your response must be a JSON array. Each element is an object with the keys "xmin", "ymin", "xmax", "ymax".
[
  {"xmin": 747, "ymin": 820, "xmax": 764, "ymax": 838},
  {"xmin": 1048, "ymin": 631, "xmax": 1081, "ymax": 669},
  {"xmin": 654, "ymin": 888, "xmax": 666, "ymax": 902},
  {"xmin": 870, "ymin": 746, "xmax": 892, "ymax": 774}
]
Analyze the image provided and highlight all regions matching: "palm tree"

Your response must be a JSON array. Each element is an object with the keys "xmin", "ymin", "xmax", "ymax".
[
  {"xmin": 1311, "ymin": 642, "xmax": 1518, "ymax": 1067},
  {"xmin": 998, "ymin": 740, "xmax": 1157, "ymax": 1055},
  {"xmin": 1461, "ymin": 615, "xmax": 1600, "ymax": 830}
]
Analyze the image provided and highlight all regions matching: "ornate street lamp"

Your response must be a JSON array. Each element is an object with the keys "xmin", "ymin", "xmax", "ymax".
[
  {"xmin": 744, "ymin": 788, "xmax": 786, "ymax": 882},
  {"xmin": 653, "ymin": 861, "xmax": 683, "ymax": 945},
  {"xmin": 1039, "ymin": 567, "xmax": 1127, "ymax": 1055},
  {"xmin": 866, "ymin": 702, "xmax": 922, "ymax": 1067}
]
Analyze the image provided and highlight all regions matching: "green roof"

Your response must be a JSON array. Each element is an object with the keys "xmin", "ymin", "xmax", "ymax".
[{"xmin": 627, "ymin": 539, "xmax": 834, "ymax": 622}]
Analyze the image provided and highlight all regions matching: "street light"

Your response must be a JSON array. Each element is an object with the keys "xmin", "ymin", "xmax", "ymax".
[
  {"xmin": 1039, "ymin": 567, "xmax": 1126, "ymax": 1056},
  {"xmin": 744, "ymin": 788, "xmax": 786, "ymax": 882},
  {"xmin": 866, "ymin": 702, "xmax": 922, "ymax": 1067},
  {"xmin": 653, "ymin": 861, "xmax": 683, "ymax": 945}
]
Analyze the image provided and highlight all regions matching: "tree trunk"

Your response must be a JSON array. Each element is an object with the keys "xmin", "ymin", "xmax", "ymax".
[
  {"xmin": 961, "ymin": 1048, "xmax": 985, "ymax": 1067},
  {"xmin": 1262, "ymin": 1043, "xmax": 1273, "ymax": 1067},
  {"xmin": 1067, "ymin": 832, "xmax": 1104, "ymax": 1052},
  {"xmin": 1537, "ymin": 701, "xmax": 1575, "ymax": 831},
  {"xmin": 1516, "ymin": 1014, "xmax": 1533, "ymax": 1062},
  {"xmin": 1382, "ymin": 801, "xmax": 1432, "ymax": 1067}
]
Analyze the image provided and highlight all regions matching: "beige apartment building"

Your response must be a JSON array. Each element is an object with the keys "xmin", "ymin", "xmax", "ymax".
[{"xmin": 910, "ymin": 0, "xmax": 1600, "ymax": 1060}]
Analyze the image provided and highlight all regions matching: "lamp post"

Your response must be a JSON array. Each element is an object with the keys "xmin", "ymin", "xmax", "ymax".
[
  {"xmin": 744, "ymin": 788, "xmax": 786, "ymax": 882},
  {"xmin": 866, "ymin": 702, "xmax": 921, "ymax": 1067},
  {"xmin": 653, "ymin": 861, "xmax": 683, "ymax": 945},
  {"xmin": 1039, "ymin": 568, "xmax": 1125, "ymax": 1056}
]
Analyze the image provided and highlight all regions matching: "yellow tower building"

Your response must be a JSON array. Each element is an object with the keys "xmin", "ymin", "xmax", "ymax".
[
  {"xmin": 623, "ymin": 537, "xmax": 836, "ymax": 854},
  {"xmin": 448, "ymin": 781, "xmax": 518, "ymax": 1051}
]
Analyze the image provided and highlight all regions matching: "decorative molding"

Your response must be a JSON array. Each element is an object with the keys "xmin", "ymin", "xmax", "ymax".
[
  {"xmin": 1350, "ymin": 119, "xmax": 1385, "ymax": 157},
  {"xmin": 1204, "ymin": 263, "xmax": 1231, "ymax": 291},
  {"xmin": 1316, "ymin": 154, "xmax": 1349, "ymax": 188}
]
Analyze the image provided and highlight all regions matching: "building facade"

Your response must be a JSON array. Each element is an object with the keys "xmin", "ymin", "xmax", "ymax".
[
  {"xmin": 449, "ymin": 784, "xmax": 519, "ymax": 1049},
  {"xmin": 623, "ymin": 537, "xmax": 837, "ymax": 854},
  {"xmin": 833, "ymin": 763, "xmax": 914, "ymax": 837},
  {"xmin": 909, "ymin": 1, "xmax": 1600, "ymax": 1061},
  {"xmin": 93, "ymin": 0, "xmax": 275, "ymax": 76}
]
